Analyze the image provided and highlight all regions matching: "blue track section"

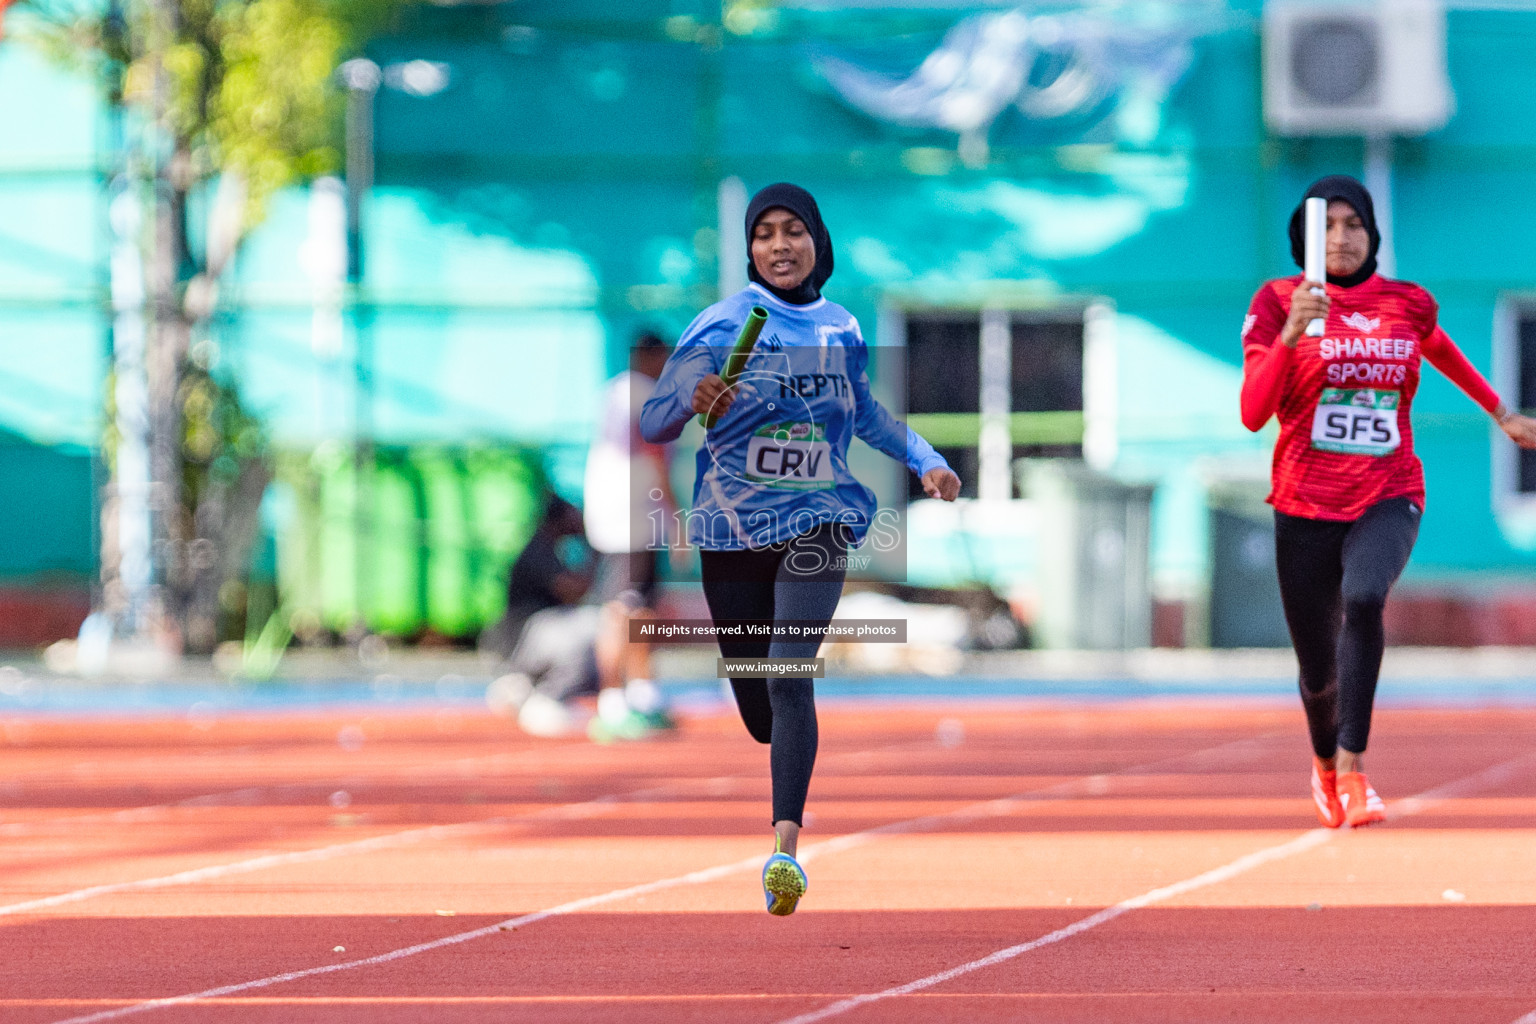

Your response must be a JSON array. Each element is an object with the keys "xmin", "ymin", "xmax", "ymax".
[
  {"xmin": 4, "ymin": 671, "xmax": 1536, "ymax": 716},
  {"xmin": 667, "ymin": 674, "xmax": 1536, "ymax": 708},
  {"xmin": 0, "ymin": 676, "xmax": 490, "ymax": 716}
]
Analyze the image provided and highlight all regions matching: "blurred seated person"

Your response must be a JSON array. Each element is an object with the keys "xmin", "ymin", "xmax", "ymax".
[
  {"xmin": 483, "ymin": 493, "xmax": 669, "ymax": 740},
  {"xmin": 479, "ymin": 494, "xmax": 591, "ymax": 660}
]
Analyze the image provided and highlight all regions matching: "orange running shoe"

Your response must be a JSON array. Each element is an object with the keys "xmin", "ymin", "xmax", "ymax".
[
  {"xmin": 1311, "ymin": 757, "xmax": 1344, "ymax": 828},
  {"xmin": 1337, "ymin": 771, "xmax": 1387, "ymax": 828}
]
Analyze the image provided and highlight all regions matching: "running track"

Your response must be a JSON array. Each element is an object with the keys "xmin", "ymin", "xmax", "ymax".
[{"xmin": 2, "ymin": 700, "xmax": 1535, "ymax": 1022}]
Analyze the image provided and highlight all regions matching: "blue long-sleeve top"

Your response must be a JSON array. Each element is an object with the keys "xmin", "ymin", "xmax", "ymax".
[{"xmin": 640, "ymin": 284, "xmax": 950, "ymax": 550}]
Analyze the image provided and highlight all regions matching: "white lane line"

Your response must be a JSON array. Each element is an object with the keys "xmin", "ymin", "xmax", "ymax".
[
  {"xmin": 1, "ymin": 730, "xmax": 943, "ymax": 915},
  {"xmin": 40, "ymin": 732, "xmax": 1281, "ymax": 1024},
  {"xmin": 1, "ymin": 767, "xmax": 782, "ymax": 918},
  {"xmin": 775, "ymin": 833, "xmax": 1334, "ymax": 1024},
  {"xmin": 0, "ymin": 744, "xmax": 593, "ymax": 837},
  {"xmin": 42, "ymin": 849, "xmax": 777, "ymax": 1024},
  {"xmin": 773, "ymin": 749, "xmax": 1536, "ymax": 1024},
  {"xmin": 800, "ymin": 732, "xmax": 1282, "ymax": 860},
  {"xmin": 1387, "ymin": 750, "xmax": 1536, "ymax": 818},
  {"xmin": 0, "ymin": 717, "xmax": 943, "ymax": 838},
  {"xmin": 1510, "ymin": 1010, "xmax": 1536, "ymax": 1024},
  {"xmin": 0, "ymin": 796, "xmax": 621, "ymax": 918}
]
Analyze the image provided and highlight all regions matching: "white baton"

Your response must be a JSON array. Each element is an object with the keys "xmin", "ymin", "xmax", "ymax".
[{"xmin": 1303, "ymin": 196, "xmax": 1327, "ymax": 337}]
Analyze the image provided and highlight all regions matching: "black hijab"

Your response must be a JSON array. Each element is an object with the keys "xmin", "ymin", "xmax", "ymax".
[
  {"xmin": 745, "ymin": 183, "xmax": 834, "ymax": 305},
  {"xmin": 1288, "ymin": 175, "xmax": 1381, "ymax": 288}
]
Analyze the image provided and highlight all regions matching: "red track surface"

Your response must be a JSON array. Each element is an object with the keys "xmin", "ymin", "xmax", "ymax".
[{"xmin": 2, "ymin": 701, "xmax": 1535, "ymax": 1023}]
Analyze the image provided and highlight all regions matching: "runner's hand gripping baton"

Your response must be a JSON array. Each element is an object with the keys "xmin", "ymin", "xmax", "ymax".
[
  {"xmin": 1303, "ymin": 196, "xmax": 1327, "ymax": 338},
  {"xmin": 699, "ymin": 305, "xmax": 769, "ymax": 429}
]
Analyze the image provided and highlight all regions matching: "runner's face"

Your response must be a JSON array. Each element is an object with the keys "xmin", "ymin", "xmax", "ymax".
[
  {"xmin": 1326, "ymin": 200, "xmax": 1370, "ymax": 278},
  {"xmin": 751, "ymin": 209, "xmax": 816, "ymax": 291}
]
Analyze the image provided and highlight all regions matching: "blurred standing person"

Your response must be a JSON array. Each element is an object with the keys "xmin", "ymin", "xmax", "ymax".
[
  {"xmin": 1241, "ymin": 175, "xmax": 1536, "ymax": 827},
  {"xmin": 583, "ymin": 331, "xmax": 678, "ymax": 741},
  {"xmin": 641, "ymin": 183, "xmax": 961, "ymax": 915}
]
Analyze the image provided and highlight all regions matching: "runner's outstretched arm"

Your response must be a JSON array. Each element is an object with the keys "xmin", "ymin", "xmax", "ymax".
[
  {"xmin": 849, "ymin": 371, "xmax": 947, "ymax": 477},
  {"xmin": 1422, "ymin": 326, "xmax": 1536, "ymax": 448},
  {"xmin": 1421, "ymin": 326, "xmax": 1500, "ymax": 412}
]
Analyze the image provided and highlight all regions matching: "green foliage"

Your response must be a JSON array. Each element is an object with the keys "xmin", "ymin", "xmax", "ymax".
[
  {"xmin": 205, "ymin": 0, "xmax": 407, "ymax": 214},
  {"xmin": 214, "ymin": 0, "xmax": 347, "ymax": 203},
  {"xmin": 179, "ymin": 353, "xmax": 266, "ymax": 508},
  {"xmin": 18, "ymin": 0, "xmax": 409, "ymax": 650},
  {"xmin": 23, "ymin": 0, "xmax": 410, "ymax": 218},
  {"xmin": 97, "ymin": 357, "xmax": 268, "ymax": 499}
]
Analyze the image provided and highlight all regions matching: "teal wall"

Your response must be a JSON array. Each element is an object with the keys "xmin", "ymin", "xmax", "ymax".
[
  {"xmin": 0, "ymin": 430, "xmax": 94, "ymax": 580},
  {"xmin": 5, "ymin": 1, "xmax": 1536, "ymax": 593},
  {"xmin": 0, "ymin": 46, "xmax": 103, "ymax": 451},
  {"xmin": 352, "ymin": 0, "xmax": 1536, "ymax": 583},
  {"xmin": 0, "ymin": 45, "xmax": 102, "ymax": 583}
]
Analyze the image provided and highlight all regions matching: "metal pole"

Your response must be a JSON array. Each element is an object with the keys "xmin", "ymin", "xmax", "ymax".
[
  {"xmin": 717, "ymin": 176, "xmax": 748, "ymax": 300},
  {"xmin": 1364, "ymin": 134, "xmax": 1395, "ymax": 278},
  {"xmin": 1082, "ymin": 301, "xmax": 1117, "ymax": 473},
  {"xmin": 342, "ymin": 60, "xmax": 379, "ymax": 283},
  {"xmin": 341, "ymin": 59, "xmax": 379, "ymax": 637},
  {"xmin": 107, "ymin": 181, "xmax": 153, "ymax": 638},
  {"xmin": 99, "ymin": 0, "xmax": 154, "ymax": 641},
  {"xmin": 978, "ymin": 307, "xmax": 1011, "ymax": 502}
]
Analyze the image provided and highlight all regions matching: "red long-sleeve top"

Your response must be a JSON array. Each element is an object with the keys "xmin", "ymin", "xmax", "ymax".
[{"xmin": 1240, "ymin": 274, "xmax": 1500, "ymax": 521}]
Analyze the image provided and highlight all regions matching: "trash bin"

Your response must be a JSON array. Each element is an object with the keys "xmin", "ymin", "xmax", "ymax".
[
  {"xmin": 1207, "ymin": 482, "xmax": 1290, "ymax": 648},
  {"xmin": 287, "ymin": 444, "xmax": 545, "ymax": 639},
  {"xmin": 1017, "ymin": 459, "xmax": 1153, "ymax": 650}
]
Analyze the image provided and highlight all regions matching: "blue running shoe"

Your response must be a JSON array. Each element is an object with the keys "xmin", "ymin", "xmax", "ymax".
[{"xmin": 762, "ymin": 851, "xmax": 807, "ymax": 916}]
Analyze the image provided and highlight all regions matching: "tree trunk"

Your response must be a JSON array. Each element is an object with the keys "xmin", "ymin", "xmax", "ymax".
[
  {"xmin": 146, "ymin": 147, "xmax": 191, "ymax": 648},
  {"xmin": 100, "ymin": 0, "xmax": 276, "ymax": 657},
  {"xmin": 132, "ymin": 0, "xmax": 191, "ymax": 650},
  {"xmin": 183, "ymin": 457, "xmax": 272, "ymax": 655}
]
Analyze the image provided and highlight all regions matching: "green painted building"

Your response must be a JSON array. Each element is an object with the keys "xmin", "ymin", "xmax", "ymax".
[{"xmin": 4, "ymin": 1, "xmax": 1536, "ymax": 645}]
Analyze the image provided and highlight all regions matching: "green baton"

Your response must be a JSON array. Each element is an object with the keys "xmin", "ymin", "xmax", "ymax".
[{"xmin": 699, "ymin": 305, "xmax": 769, "ymax": 429}]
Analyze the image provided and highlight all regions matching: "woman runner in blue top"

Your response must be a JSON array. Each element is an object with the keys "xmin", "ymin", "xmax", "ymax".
[{"xmin": 641, "ymin": 183, "xmax": 960, "ymax": 915}]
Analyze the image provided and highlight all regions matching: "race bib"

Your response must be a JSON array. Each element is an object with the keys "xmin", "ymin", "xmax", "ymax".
[
  {"xmin": 1310, "ymin": 388, "xmax": 1401, "ymax": 456},
  {"xmin": 744, "ymin": 422, "xmax": 835, "ymax": 490}
]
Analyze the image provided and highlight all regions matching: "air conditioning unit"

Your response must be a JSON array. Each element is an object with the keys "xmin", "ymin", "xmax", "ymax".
[{"xmin": 1263, "ymin": 0, "xmax": 1453, "ymax": 136}]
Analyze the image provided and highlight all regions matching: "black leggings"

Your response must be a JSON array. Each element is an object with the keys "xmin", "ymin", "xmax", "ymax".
[
  {"xmin": 699, "ymin": 523, "xmax": 850, "ymax": 827},
  {"xmin": 1274, "ymin": 497, "xmax": 1420, "ymax": 758}
]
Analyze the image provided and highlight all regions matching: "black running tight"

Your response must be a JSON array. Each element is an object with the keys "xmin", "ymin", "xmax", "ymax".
[
  {"xmin": 699, "ymin": 523, "xmax": 849, "ymax": 827},
  {"xmin": 1274, "ymin": 497, "xmax": 1420, "ymax": 758}
]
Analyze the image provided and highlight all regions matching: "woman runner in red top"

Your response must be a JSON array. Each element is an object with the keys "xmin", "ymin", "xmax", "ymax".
[{"xmin": 1242, "ymin": 175, "xmax": 1536, "ymax": 828}]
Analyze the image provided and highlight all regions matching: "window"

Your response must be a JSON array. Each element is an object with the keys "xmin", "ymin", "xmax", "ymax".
[
  {"xmin": 906, "ymin": 315, "xmax": 980, "ymax": 415},
  {"xmin": 1011, "ymin": 315, "xmax": 1084, "ymax": 413},
  {"xmin": 901, "ymin": 307, "xmax": 1086, "ymax": 499},
  {"xmin": 1518, "ymin": 312, "xmax": 1536, "ymax": 495},
  {"xmin": 1495, "ymin": 298, "xmax": 1536, "ymax": 506},
  {"xmin": 904, "ymin": 314, "xmax": 980, "ymax": 499}
]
